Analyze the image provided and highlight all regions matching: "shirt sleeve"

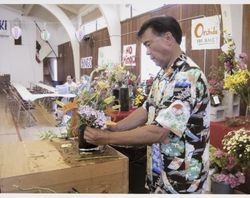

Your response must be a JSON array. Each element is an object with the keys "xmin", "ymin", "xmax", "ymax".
[{"xmin": 155, "ymin": 100, "xmax": 191, "ymax": 137}]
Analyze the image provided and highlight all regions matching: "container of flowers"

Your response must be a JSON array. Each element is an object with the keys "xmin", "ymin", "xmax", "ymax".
[
  {"xmin": 105, "ymin": 64, "xmax": 137, "ymax": 111},
  {"xmin": 61, "ymin": 75, "xmax": 118, "ymax": 152},
  {"xmin": 210, "ymin": 128, "xmax": 250, "ymax": 193},
  {"xmin": 222, "ymin": 128, "xmax": 250, "ymax": 193},
  {"xmin": 209, "ymin": 145, "xmax": 245, "ymax": 193},
  {"xmin": 224, "ymin": 69, "xmax": 250, "ymax": 122}
]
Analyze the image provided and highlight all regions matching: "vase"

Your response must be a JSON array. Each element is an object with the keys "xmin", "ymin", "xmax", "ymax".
[
  {"xmin": 78, "ymin": 124, "xmax": 99, "ymax": 152},
  {"xmin": 112, "ymin": 88, "xmax": 120, "ymax": 106},
  {"xmin": 245, "ymin": 105, "xmax": 250, "ymax": 123},
  {"xmin": 211, "ymin": 180, "xmax": 233, "ymax": 194},
  {"xmin": 119, "ymin": 87, "xmax": 129, "ymax": 111}
]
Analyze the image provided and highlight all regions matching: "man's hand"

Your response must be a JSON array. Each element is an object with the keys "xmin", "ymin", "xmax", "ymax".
[{"xmin": 84, "ymin": 127, "xmax": 109, "ymax": 145}]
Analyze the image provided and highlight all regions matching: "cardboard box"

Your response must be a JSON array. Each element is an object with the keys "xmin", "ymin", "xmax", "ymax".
[{"xmin": 0, "ymin": 139, "xmax": 128, "ymax": 193}]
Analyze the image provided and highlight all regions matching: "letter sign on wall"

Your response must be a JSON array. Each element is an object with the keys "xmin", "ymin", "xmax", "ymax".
[
  {"xmin": 81, "ymin": 56, "xmax": 93, "ymax": 69},
  {"xmin": 0, "ymin": 19, "xmax": 10, "ymax": 36},
  {"xmin": 191, "ymin": 15, "xmax": 221, "ymax": 50},
  {"xmin": 122, "ymin": 44, "xmax": 136, "ymax": 67}
]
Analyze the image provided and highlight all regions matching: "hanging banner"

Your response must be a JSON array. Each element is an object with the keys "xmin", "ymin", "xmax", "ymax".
[
  {"xmin": 0, "ymin": 19, "xmax": 10, "ymax": 37},
  {"xmin": 122, "ymin": 44, "xmax": 136, "ymax": 66},
  {"xmin": 191, "ymin": 15, "xmax": 221, "ymax": 50},
  {"xmin": 81, "ymin": 56, "xmax": 92, "ymax": 69}
]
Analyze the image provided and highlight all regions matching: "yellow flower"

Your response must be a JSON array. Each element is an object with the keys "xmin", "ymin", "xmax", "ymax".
[
  {"xmin": 224, "ymin": 70, "xmax": 250, "ymax": 105},
  {"xmin": 96, "ymin": 81, "xmax": 110, "ymax": 89},
  {"xmin": 104, "ymin": 96, "xmax": 115, "ymax": 104}
]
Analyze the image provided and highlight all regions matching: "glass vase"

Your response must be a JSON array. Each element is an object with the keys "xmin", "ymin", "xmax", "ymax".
[
  {"xmin": 78, "ymin": 124, "xmax": 99, "ymax": 152},
  {"xmin": 119, "ymin": 87, "xmax": 129, "ymax": 111}
]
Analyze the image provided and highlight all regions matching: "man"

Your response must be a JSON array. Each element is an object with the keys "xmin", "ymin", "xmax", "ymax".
[{"xmin": 84, "ymin": 16, "xmax": 210, "ymax": 193}]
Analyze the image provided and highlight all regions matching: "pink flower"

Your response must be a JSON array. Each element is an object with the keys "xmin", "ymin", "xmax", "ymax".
[
  {"xmin": 214, "ymin": 149, "xmax": 224, "ymax": 158},
  {"xmin": 236, "ymin": 172, "xmax": 245, "ymax": 184},
  {"xmin": 212, "ymin": 172, "xmax": 245, "ymax": 188}
]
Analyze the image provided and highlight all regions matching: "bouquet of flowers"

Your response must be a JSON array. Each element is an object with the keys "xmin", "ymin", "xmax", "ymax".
[
  {"xmin": 61, "ymin": 77, "xmax": 117, "ymax": 139},
  {"xmin": 219, "ymin": 32, "xmax": 238, "ymax": 75},
  {"xmin": 105, "ymin": 65, "xmax": 137, "ymax": 88},
  {"xmin": 224, "ymin": 69, "xmax": 250, "ymax": 106}
]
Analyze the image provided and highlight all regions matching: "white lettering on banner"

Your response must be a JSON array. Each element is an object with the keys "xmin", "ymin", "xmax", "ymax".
[
  {"xmin": 122, "ymin": 44, "xmax": 136, "ymax": 66},
  {"xmin": 191, "ymin": 15, "xmax": 221, "ymax": 50},
  {"xmin": 80, "ymin": 56, "xmax": 93, "ymax": 69},
  {"xmin": 0, "ymin": 19, "xmax": 10, "ymax": 36}
]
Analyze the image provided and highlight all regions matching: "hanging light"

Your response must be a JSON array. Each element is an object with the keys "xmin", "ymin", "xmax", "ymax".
[
  {"xmin": 75, "ymin": 25, "xmax": 85, "ymax": 42},
  {"xmin": 11, "ymin": 26, "xmax": 22, "ymax": 39},
  {"xmin": 41, "ymin": 29, "xmax": 50, "ymax": 41},
  {"xmin": 41, "ymin": 23, "xmax": 50, "ymax": 41},
  {"xmin": 11, "ymin": 18, "xmax": 22, "ymax": 39}
]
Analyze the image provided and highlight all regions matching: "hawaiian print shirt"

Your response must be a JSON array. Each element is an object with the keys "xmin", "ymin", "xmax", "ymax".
[{"xmin": 143, "ymin": 53, "xmax": 210, "ymax": 193}]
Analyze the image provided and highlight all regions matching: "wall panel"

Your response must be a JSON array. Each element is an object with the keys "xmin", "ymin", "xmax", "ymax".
[{"xmin": 62, "ymin": 4, "xmax": 224, "ymax": 81}]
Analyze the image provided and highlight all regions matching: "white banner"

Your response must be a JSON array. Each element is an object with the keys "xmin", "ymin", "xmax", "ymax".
[
  {"xmin": 98, "ymin": 46, "xmax": 117, "ymax": 67},
  {"xmin": 191, "ymin": 15, "xmax": 221, "ymax": 50},
  {"xmin": 122, "ymin": 44, "xmax": 136, "ymax": 66},
  {"xmin": 0, "ymin": 19, "xmax": 10, "ymax": 36},
  {"xmin": 80, "ymin": 56, "xmax": 92, "ymax": 69}
]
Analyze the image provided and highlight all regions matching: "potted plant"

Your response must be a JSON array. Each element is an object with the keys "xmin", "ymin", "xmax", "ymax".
[
  {"xmin": 210, "ymin": 145, "xmax": 245, "ymax": 194},
  {"xmin": 210, "ymin": 128, "xmax": 250, "ymax": 193},
  {"xmin": 222, "ymin": 128, "xmax": 250, "ymax": 193}
]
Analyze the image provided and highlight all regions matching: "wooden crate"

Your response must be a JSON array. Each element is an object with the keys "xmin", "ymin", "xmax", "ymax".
[{"xmin": 0, "ymin": 139, "xmax": 128, "ymax": 193}]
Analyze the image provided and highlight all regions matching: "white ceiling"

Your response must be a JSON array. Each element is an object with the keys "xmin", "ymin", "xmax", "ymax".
[{"xmin": 1, "ymin": 4, "xmax": 102, "ymax": 24}]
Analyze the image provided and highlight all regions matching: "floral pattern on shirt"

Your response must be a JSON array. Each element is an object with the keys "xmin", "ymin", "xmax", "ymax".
[{"xmin": 143, "ymin": 53, "xmax": 210, "ymax": 194}]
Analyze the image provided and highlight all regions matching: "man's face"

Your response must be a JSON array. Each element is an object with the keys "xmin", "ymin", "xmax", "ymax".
[{"xmin": 140, "ymin": 28, "xmax": 172, "ymax": 68}]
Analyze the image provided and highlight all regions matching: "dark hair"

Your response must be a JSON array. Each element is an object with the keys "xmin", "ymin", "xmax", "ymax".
[{"xmin": 137, "ymin": 16, "xmax": 182, "ymax": 44}]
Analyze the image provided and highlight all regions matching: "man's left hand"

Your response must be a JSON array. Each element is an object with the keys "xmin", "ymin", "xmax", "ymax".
[{"xmin": 84, "ymin": 127, "xmax": 109, "ymax": 145}]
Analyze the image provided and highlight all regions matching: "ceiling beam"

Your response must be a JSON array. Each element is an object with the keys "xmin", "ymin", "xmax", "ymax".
[
  {"xmin": 57, "ymin": 4, "xmax": 78, "ymax": 14},
  {"xmin": 22, "ymin": 4, "xmax": 34, "ymax": 16},
  {"xmin": 78, "ymin": 5, "xmax": 98, "ymax": 17}
]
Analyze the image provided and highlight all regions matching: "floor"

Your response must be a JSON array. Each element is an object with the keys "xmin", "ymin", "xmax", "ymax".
[{"xmin": 0, "ymin": 93, "xmax": 66, "ymax": 145}]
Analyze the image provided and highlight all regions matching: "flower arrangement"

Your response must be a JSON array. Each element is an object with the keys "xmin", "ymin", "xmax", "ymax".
[
  {"xmin": 224, "ymin": 69, "xmax": 250, "ymax": 106},
  {"xmin": 61, "ymin": 76, "xmax": 118, "ymax": 139},
  {"xmin": 210, "ymin": 128, "xmax": 250, "ymax": 189},
  {"xmin": 222, "ymin": 128, "xmax": 250, "ymax": 169},
  {"xmin": 210, "ymin": 145, "xmax": 245, "ymax": 188},
  {"xmin": 219, "ymin": 32, "xmax": 238, "ymax": 75},
  {"xmin": 105, "ymin": 65, "xmax": 137, "ymax": 88}
]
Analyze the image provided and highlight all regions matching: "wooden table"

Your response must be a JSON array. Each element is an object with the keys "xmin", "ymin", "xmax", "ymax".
[{"xmin": 0, "ymin": 139, "xmax": 128, "ymax": 193}]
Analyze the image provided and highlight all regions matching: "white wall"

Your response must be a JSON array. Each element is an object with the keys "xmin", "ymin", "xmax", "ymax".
[
  {"xmin": 0, "ymin": 7, "xmax": 69, "ymax": 87},
  {"xmin": 0, "ymin": 8, "xmax": 41, "ymax": 87}
]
